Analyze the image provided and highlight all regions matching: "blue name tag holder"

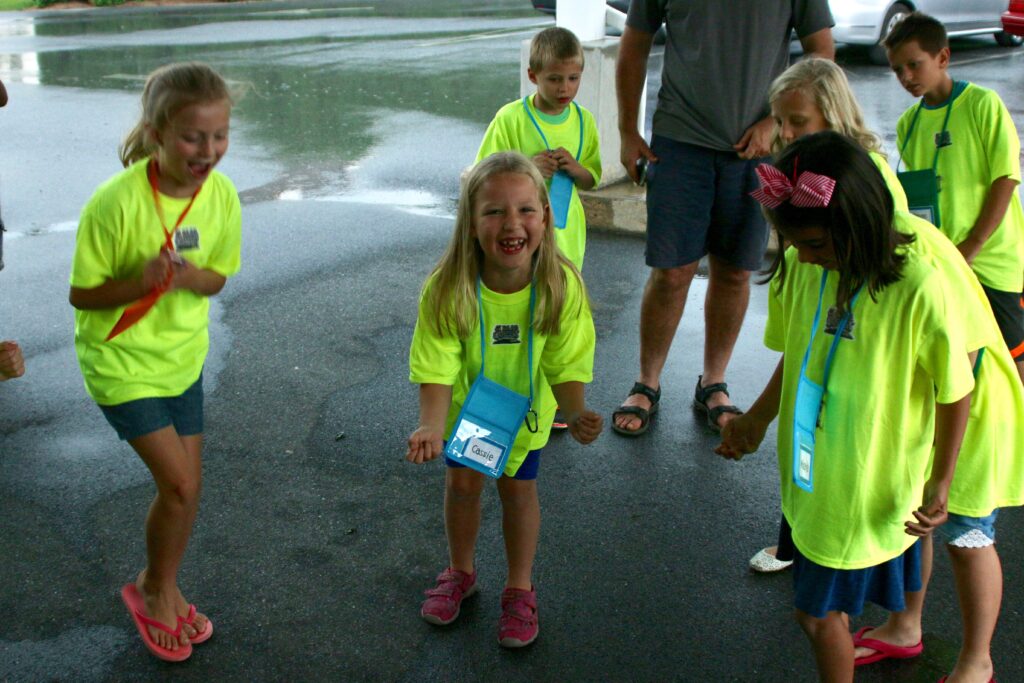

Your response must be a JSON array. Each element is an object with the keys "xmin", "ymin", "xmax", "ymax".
[
  {"xmin": 523, "ymin": 96, "xmax": 583, "ymax": 230},
  {"xmin": 444, "ymin": 280, "xmax": 538, "ymax": 478},
  {"xmin": 792, "ymin": 273, "xmax": 862, "ymax": 493}
]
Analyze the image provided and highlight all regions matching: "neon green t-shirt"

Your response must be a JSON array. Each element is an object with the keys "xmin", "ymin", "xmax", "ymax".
[
  {"xmin": 71, "ymin": 158, "xmax": 242, "ymax": 406},
  {"xmin": 765, "ymin": 232, "xmax": 975, "ymax": 569},
  {"xmin": 476, "ymin": 96, "xmax": 602, "ymax": 270},
  {"xmin": 870, "ymin": 151, "xmax": 909, "ymax": 213},
  {"xmin": 896, "ymin": 83, "xmax": 1024, "ymax": 292},
  {"xmin": 895, "ymin": 213, "xmax": 1024, "ymax": 517},
  {"xmin": 409, "ymin": 266, "xmax": 595, "ymax": 476}
]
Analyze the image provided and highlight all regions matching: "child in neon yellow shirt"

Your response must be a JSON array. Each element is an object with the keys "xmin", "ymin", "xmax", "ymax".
[
  {"xmin": 717, "ymin": 132, "xmax": 980, "ymax": 681},
  {"xmin": 886, "ymin": 12, "xmax": 1024, "ymax": 385},
  {"xmin": 406, "ymin": 152, "xmax": 602, "ymax": 649},
  {"xmin": 476, "ymin": 26, "xmax": 601, "ymax": 271}
]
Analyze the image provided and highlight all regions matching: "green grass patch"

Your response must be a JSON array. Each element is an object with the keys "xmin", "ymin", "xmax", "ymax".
[{"xmin": 0, "ymin": 0, "xmax": 34, "ymax": 9}]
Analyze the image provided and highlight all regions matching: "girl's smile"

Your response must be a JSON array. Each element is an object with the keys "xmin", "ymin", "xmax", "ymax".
[
  {"xmin": 152, "ymin": 98, "xmax": 231, "ymax": 198},
  {"xmin": 473, "ymin": 172, "xmax": 549, "ymax": 292}
]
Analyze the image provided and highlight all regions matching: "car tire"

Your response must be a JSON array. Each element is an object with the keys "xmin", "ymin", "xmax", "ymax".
[
  {"xmin": 995, "ymin": 31, "xmax": 1023, "ymax": 47},
  {"xmin": 868, "ymin": 2, "xmax": 911, "ymax": 65}
]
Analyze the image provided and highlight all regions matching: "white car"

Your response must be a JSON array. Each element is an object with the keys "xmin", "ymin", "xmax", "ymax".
[{"xmin": 831, "ymin": 0, "xmax": 1023, "ymax": 63}]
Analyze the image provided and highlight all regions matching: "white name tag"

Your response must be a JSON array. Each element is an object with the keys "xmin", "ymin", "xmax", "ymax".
[
  {"xmin": 175, "ymin": 227, "xmax": 200, "ymax": 251},
  {"xmin": 463, "ymin": 436, "xmax": 504, "ymax": 468}
]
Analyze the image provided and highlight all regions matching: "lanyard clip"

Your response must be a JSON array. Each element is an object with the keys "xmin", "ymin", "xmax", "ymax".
[{"xmin": 524, "ymin": 409, "xmax": 539, "ymax": 434}]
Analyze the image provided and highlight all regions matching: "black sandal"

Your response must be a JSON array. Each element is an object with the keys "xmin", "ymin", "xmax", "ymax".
[
  {"xmin": 693, "ymin": 375, "xmax": 742, "ymax": 434},
  {"xmin": 611, "ymin": 382, "xmax": 661, "ymax": 437}
]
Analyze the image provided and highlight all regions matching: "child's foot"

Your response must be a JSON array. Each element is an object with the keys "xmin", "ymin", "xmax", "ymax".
[
  {"xmin": 137, "ymin": 570, "xmax": 210, "ymax": 646},
  {"xmin": 853, "ymin": 623, "xmax": 923, "ymax": 665},
  {"xmin": 421, "ymin": 568, "xmax": 478, "ymax": 625},
  {"xmin": 498, "ymin": 585, "xmax": 538, "ymax": 648},
  {"xmin": 942, "ymin": 657, "xmax": 995, "ymax": 683},
  {"xmin": 748, "ymin": 545, "xmax": 793, "ymax": 573}
]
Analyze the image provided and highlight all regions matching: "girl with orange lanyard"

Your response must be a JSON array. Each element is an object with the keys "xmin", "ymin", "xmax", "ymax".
[{"xmin": 69, "ymin": 62, "xmax": 241, "ymax": 663}]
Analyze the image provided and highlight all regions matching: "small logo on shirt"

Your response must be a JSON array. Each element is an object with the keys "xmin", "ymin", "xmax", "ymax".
[
  {"xmin": 934, "ymin": 130, "xmax": 952, "ymax": 148},
  {"xmin": 174, "ymin": 227, "xmax": 200, "ymax": 251},
  {"xmin": 825, "ymin": 307, "xmax": 856, "ymax": 340},
  {"xmin": 492, "ymin": 324, "xmax": 521, "ymax": 345}
]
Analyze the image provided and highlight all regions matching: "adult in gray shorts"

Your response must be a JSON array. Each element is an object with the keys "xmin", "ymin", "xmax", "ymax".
[{"xmin": 611, "ymin": 0, "xmax": 834, "ymax": 436}]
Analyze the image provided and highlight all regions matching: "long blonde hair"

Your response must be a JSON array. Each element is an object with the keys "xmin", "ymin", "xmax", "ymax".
[
  {"xmin": 768, "ymin": 58, "xmax": 882, "ymax": 156},
  {"xmin": 119, "ymin": 62, "xmax": 235, "ymax": 168},
  {"xmin": 423, "ymin": 151, "xmax": 583, "ymax": 339}
]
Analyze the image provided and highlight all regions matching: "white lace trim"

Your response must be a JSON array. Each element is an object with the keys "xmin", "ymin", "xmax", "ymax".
[{"xmin": 948, "ymin": 529, "xmax": 994, "ymax": 548}]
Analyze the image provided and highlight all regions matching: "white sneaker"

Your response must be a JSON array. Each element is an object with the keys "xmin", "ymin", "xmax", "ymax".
[{"xmin": 749, "ymin": 546, "xmax": 793, "ymax": 573}]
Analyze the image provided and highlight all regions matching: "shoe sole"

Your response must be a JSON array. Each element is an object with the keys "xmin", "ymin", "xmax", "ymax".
[
  {"xmin": 499, "ymin": 625, "xmax": 539, "ymax": 648},
  {"xmin": 420, "ymin": 583, "xmax": 479, "ymax": 626}
]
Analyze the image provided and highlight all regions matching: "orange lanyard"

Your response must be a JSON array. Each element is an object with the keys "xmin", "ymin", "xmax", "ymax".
[{"xmin": 105, "ymin": 160, "xmax": 203, "ymax": 341}]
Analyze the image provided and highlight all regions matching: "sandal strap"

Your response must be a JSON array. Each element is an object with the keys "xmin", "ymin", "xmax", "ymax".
[
  {"xmin": 708, "ymin": 405, "xmax": 743, "ymax": 420},
  {"xmin": 611, "ymin": 405, "xmax": 650, "ymax": 421},
  {"xmin": 178, "ymin": 604, "xmax": 197, "ymax": 626},
  {"xmin": 135, "ymin": 609, "xmax": 184, "ymax": 638},
  {"xmin": 695, "ymin": 376, "xmax": 730, "ymax": 403},
  {"xmin": 628, "ymin": 381, "xmax": 660, "ymax": 404}
]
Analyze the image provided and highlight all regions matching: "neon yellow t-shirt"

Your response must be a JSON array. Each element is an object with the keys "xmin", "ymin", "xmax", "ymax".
[
  {"xmin": 870, "ymin": 151, "xmax": 909, "ymax": 213},
  {"xmin": 765, "ymin": 235, "xmax": 975, "ymax": 569},
  {"xmin": 409, "ymin": 266, "xmax": 595, "ymax": 476},
  {"xmin": 896, "ymin": 83, "xmax": 1024, "ymax": 292},
  {"xmin": 895, "ymin": 213, "xmax": 1024, "ymax": 517},
  {"xmin": 476, "ymin": 97, "xmax": 602, "ymax": 270},
  {"xmin": 70, "ymin": 158, "xmax": 242, "ymax": 406}
]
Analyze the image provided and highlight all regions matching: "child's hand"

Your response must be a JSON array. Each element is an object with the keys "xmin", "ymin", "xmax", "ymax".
[
  {"xmin": 715, "ymin": 414, "xmax": 768, "ymax": 461},
  {"xmin": 168, "ymin": 257, "xmax": 200, "ymax": 292},
  {"xmin": 956, "ymin": 237, "xmax": 982, "ymax": 265},
  {"xmin": 567, "ymin": 409, "xmax": 603, "ymax": 444},
  {"xmin": 0, "ymin": 341, "xmax": 25, "ymax": 380},
  {"xmin": 406, "ymin": 426, "xmax": 444, "ymax": 464},
  {"xmin": 531, "ymin": 151, "xmax": 559, "ymax": 179},
  {"xmin": 905, "ymin": 479, "xmax": 949, "ymax": 537},
  {"xmin": 141, "ymin": 251, "xmax": 175, "ymax": 292},
  {"xmin": 549, "ymin": 147, "xmax": 575, "ymax": 167}
]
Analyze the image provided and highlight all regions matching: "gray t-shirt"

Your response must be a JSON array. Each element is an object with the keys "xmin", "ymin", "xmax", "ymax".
[{"xmin": 627, "ymin": 0, "xmax": 833, "ymax": 151}]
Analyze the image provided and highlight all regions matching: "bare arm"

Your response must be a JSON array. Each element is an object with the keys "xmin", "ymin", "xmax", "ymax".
[
  {"xmin": 0, "ymin": 341, "xmax": 24, "ymax": 380},
  {"xmin": 406, "ymin": 383, "xmax": 453, "ymax": 463},
  {"xmin": 616, "ymin": 25, "xmax": 658, "ymax": 181},
  {"xmin": 69, "ymin": 252, "xmax": 226, "ymax": 310},
  {"xmin": 716, "ymin": 356, "xmax": 784, "ymax": 460},
  {"xmin": 799, "ymin": 27, "xmax": 835, "ymax": 60},
  {"xmin": 957, "ymin": 176, "xmax": 1019, "ymax": 265}
]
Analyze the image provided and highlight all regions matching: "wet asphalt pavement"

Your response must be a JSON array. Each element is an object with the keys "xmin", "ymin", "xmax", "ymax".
[{"xmin": 1, "ymin": 2, "xmax": 1023, "ymax": 681}]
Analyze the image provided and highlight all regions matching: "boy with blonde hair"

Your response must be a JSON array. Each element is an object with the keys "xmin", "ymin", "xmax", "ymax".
[{"xmin": 476, "ymin": 26, "xmax": 601, "ymax": 271}]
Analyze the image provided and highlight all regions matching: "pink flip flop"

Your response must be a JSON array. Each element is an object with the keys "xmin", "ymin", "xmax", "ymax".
[
  {"xmin": 938, "ymin": 677, "xmax": 995, "ymax": 682},
  {"xmin": 853, "ymin": 625, "xmax": 923, "ymax": 667},
  {"xmin": 121, "ymin": 583, "xmax": 193, "ymax": 662},
  {"xmin": 178, "ymin": 604, "xmax": 213, "ymax": 645}
]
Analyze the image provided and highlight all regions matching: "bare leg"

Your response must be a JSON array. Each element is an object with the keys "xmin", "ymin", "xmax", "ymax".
[
  {"xmin": 700, "ymin": 254, "xmax": 752, "ymax": 430},
  {"xmin": 131, "ymin": 428, "xmax": 204, "ymax": 651},
  {"xmin": 1014, "ymin": 358, "xmax": 1023, "ymax": 385},
  {"xmin": 444, "ymin": 467, "xmax": 485, "ymax": 574},
  {"xmin": 945, "ymin": 544, "xmax": 1001, "ymax": 683},
  {"xmin": 854, "ymin": 536, "xmax": 931, "ymax": 658},
  {"xmin": 796, "ymin": 609, "xmax": 855, "ymax": 683},
  {"xmin": 496, "ymin": 477, "xmax": 540, "ymax": 590},
  {"xmin": 614, "ymin": 263, "xmax": 699, "ymax": 432}
]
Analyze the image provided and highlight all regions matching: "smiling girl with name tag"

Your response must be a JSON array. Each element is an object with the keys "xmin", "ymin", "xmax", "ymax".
[{"xmin": 406, "ymin": 152, "xmax": 601, "ymax": 649}]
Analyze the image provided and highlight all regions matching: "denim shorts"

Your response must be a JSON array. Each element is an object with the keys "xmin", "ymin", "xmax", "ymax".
[
  {"xmin": 785, "ymin": 517, "xmax": 922, "ymax": 619},
  {"xmin": 644, "ymin": 135, "xmax": 769, "ymax": 271},
  {"xmin": 935, "ymin": 510, "xmax": 998, "ymax": 548},
  {"xmin": 445, "ymin": 448, "xmax": 541, "ymax": 481},
  {"xmin": 99, "ymin": 373, "xmax": 204, "ymax": 442}
]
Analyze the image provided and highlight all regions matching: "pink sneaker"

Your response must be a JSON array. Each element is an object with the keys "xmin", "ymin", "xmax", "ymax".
[
  {"xmin": 498, "ymin": 586, "xmax": 538, "ymax": 648},
  {"xmin": 420, "ymin": 568, "xmax": 478, "ymax": 625}
]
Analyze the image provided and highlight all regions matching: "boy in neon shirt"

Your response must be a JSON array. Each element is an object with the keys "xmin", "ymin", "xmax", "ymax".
[
  {"xmin": 476, "ymin": 26, "xmax": 601, "ymax": 271},
  {"xmin": 887, "ymin": 12, "xmax": 1024, "ymax": 384}
]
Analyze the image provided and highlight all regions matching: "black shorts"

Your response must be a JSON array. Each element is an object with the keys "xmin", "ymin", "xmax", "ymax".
[
  {"xmin": 981, "ymin": 284, "xmax": 1024, "ymax": 360},
  {"xmin": 644, "ymin": 135, "xmax": 769, "ymax": 271}
]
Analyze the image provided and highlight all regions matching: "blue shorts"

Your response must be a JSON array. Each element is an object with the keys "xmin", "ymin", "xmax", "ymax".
[
  {"xmin": 935, "ymin": 510, "xmax": 998, "ymax": 548},
  {"xmin": 786, "ymin": 518, "xmax": 922, "ymax": 619},
  {"xmin": 644, "ymin": 135, "xmax": 769, "ymax": 271},
  {"xmin": 445, "ymin": 448, "xmax": 541, "ymax": 481},
  {"xmin": 99, "ymin": 374, "xmax": 204, "ymax": 442}
]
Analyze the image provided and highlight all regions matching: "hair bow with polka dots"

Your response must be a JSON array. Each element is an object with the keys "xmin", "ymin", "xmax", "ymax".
[{"xmin": 750, "ymin": 163, "xmax": 836, "ymax": 209}]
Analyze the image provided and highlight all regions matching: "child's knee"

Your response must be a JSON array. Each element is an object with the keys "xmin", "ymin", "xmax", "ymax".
[
  {"xmin": 445, "ymin": 469, "xmax": 485, "ymax": 501},
  {"xmin": 794, "ymin": 609, "xmax": 844, "ymax": 638},
  {"xmin": 496, "ymin": 477, "xmax": 538, "ymax": 506},
  {"xmin": 159, "ymin": 476, "xmax": 201, "ymax": 508}
]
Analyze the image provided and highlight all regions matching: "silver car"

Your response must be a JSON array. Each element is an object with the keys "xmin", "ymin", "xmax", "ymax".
[{"xmin": 831, "ymin": 0, "xmax": 1023, "ymax": 63}]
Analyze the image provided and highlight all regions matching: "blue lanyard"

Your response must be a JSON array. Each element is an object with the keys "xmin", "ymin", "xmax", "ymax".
[
  {"xmin": 897, "ymin": 82, "xmax": 958, "ymax": 173},
  {"xmin": 477, "ymin": 278, "xmax": 535, "ymax": 410},
  {"xmin": 800, "ymin": 272, "xmax": 863, "ymax": 394},
  {"xmin": 522, "ymin": 96, "xmax": 583, "ymax": 161}
]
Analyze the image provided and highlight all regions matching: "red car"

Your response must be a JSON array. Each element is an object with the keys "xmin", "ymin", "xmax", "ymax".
[{"xmin": 1004, "ymin": 0, "xmax": 1024, "ymax": 37}]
